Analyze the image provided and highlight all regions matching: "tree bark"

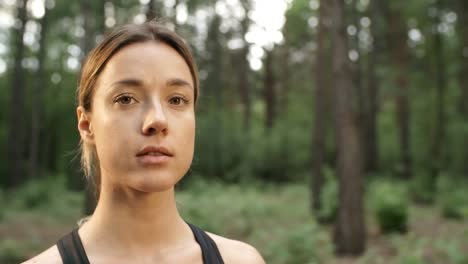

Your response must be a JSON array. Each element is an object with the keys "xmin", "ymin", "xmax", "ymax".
[
  {"xmin": 364, "ymin": 0, "xmax": 382, "ymax": 172},
  {"xmin": 331, "ymin": 0, "xmax": 366, "ymax": 256},
  {"xmin": 430, "ymin": 0, "xmax": 446, "ymax": 186},
  {"xmin": 146, "ymin": 0, "xmax": 163, "ymax": 20},
  {"xmin": 388, "ymin": 5, "xmax": 412, "ymax": 179},
  {"xmin": 458, "ymin": 0, "xmax": 468, "ymax": 116},
  {"xmin": 29, "ymin": 5, "xmax": 50, "ymax": 179},
  {"xmin": 311, "ymin": 0, "xmax": 330, "ymax": 213},
  {"xmin": 264, "ymin": 50, "xmax": 276, "ymax": 129},
  {"xmin": 6, "ymin": 0, "xmax": 29, "ymax": 187},
  {"xmin": 238, "ymin": 11, "xmax": 252, "ymax": 130}
]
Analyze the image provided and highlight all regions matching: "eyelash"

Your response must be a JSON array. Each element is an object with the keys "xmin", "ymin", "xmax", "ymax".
[
  {"xmin": 113, "ymin": 94, "xmax": 137, "ymax": 105},
  {"xmin": 169, "ymin": 96, "xmax": 189, "ymax": 105}
]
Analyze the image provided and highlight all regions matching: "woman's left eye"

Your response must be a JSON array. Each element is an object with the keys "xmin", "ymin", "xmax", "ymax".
[
  {"xmin": 169, "ymin": 96, "xmax": 187, "ymax": 105},
  {"xmin": 114, "ymin": 94, "xmax": 136, "ymax": 105}
]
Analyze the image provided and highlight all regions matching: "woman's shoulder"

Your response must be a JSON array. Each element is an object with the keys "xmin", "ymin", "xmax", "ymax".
[
  {"xmin": 206, "ymin": 232, "xmax": 265, "ymax": 264},
  {"xmin": 21, "ymin": 245, "xmax": 62, "ymax": 264}
]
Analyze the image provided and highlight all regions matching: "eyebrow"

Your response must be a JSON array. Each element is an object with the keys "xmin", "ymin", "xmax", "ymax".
[
  {"xmin": 166, "ymin": 78, "xmax": 193, "ymax": 89},
  {"xmin": 110, "ymin": 78, "xmax": 144, "ymax": 89},
  {"xmin": 109, "ymin": 78, "xmax": 193, "ymax": 90}
]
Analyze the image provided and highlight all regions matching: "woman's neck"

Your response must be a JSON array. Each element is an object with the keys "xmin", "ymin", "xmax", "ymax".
[{"xmin": 78, "ymin": 184, "xmax": 192, "ymax": 256}]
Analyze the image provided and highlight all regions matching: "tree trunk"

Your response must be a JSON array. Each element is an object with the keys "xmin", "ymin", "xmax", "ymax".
[
  {"xmin": 29, "ymin": 5, "xmax": 50, "ymax": 179},
  {"xmin": 279, "ymin": 43, "xmax": 290, "ymax": 114},
  {"xmin": 458, "ymin": 0, "xmax": 468, "ymax": 116},
  {"xmin": 238, "ymin": 16, "xmax": 252, "ymax": 130},
  {"xmin": 430, "ymin": 0, "xmax": 446, "ymax": 186},
  {"xmin": 206, "ymin": 14, "xmax": 224, "ymax": 178},
  {"xmin": 311, "ymin": 0, "xmax": 330, "ymax": 213},
  {"xmin": 331, "ymin": 0, "xmax": 366, "ymax": 256},
  {"xmin": 264, "ymin": 50, "xmax": 275, "ymax": 129},
  {"xmin": 146, "ymin": 0, "xmax": 163, "ymax": 20},
  {"xmin": 364, "ymin": 0, "xmax": 382, "ymax": 172},
  {"xmin": 6, "ymin": 0, "xmax": 29, "ymax": 187},
  {"xmin": 388, "ymin": 5, "xmax": 412, "ymax": 179}
]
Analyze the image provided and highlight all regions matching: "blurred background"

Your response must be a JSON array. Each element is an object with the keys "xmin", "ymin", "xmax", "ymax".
[{"xmin": 1, "ymin": 0, "xmax": 468, "ymax": 263}]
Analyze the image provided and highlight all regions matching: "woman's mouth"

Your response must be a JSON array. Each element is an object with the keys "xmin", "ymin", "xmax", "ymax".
[{"xmin": 136, "ymin": 146, "xmax": 173, "ymax": 165}]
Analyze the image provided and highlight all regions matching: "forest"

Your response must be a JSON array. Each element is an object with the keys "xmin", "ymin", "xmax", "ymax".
[{"xmin": 0, "ymin": 0, "xmax": 468, "ymax": 263}]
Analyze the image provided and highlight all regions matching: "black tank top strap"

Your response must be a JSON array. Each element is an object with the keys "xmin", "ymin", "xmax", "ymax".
[
  {"xmin": 56, "ymin": 224, "xmax": 224, "ymax": 264},
  {"xmin": 56, "ymin": 228, "xmax": 90, "ymax": 264},
  {"xmin": 187, "ymin": 223, "xmax": 225, "ymax": 264}
]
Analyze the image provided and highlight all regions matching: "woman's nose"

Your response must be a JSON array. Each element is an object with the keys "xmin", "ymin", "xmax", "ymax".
[{"xmin": 141, "ymin": 100, "xmax": 168, "ymax": 136}]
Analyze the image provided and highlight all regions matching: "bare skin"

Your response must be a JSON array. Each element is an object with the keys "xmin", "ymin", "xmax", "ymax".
[{"xmin": 23, "ymin": 42, "xmax": 264, "ymax": 264}]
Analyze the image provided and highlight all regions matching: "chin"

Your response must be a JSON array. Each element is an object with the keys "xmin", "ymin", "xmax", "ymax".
[{"xmin": 130, "ymin": 172, "xmax": 183, "ymax": 193}]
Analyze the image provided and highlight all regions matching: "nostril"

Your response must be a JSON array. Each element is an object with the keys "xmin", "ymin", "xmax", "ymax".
[{"xmin": 146, "ymin": 127, "xmax": 157, "ymax": 135}]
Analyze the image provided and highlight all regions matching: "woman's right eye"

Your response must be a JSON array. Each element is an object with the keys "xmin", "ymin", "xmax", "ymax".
[{"xmin": 114, "ymin": 94, "xmax": 136, "ymax": 105}]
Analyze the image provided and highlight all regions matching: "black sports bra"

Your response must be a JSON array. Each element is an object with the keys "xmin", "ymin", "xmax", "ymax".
[{"xmin": 56, "ymin": 223, "xmax": 224, "ymax": 264}]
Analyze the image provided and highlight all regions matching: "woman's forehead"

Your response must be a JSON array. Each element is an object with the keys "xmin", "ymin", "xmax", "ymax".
[{"xmin": 99, "ymin": 42, "xmax": 194, "ymax": 89}]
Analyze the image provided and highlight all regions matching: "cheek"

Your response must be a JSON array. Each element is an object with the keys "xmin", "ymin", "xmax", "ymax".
[
  {"xmin": 93, "ymin": 112, "xmax": 137, "ymax": 166},
  {"xmin": 175, "ymin": 114, "xmax": 196, "ymax": 159}
]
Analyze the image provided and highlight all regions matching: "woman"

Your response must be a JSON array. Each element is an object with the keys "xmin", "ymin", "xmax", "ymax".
[{"xmin": 24, "ymin": 21, "xmax": 264, "ymax": 264}]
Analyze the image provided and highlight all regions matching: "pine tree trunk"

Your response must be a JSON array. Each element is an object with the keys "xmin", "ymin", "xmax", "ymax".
[
  {"xmin": 311, "ymin": 0, "xmax": 330, "ymax": 213},
  {"xmin": 458, "ymin": 0, "xmax": 468, "ymax": 116},
  {"xmin": 239, "ymin": 16, "xmax": 252, "ymax": 130},
  {"xmin": 29, "ymin": 6, "xmax": 49, "ymax": 179},
  {"xmin": 430, "ymin": 0, "xmax": 446, "ymax": 186},
  {"xmin": 264, "ymin": 50, "xmax": 275, "ymax": 129},
  {"xmin": 6, "ymin": 0, "xmax": 29, "ymax": 187},
  {"xmin": 331, "ymin": 0, "xmax": 366, "ymax": 255},
  {"xmin": 388, "ymin": 5, "xmax": 412, "ymax": 179},
  {"xmin": 365, "ymin": 0, "xmax": 382, "ymax": 172}
]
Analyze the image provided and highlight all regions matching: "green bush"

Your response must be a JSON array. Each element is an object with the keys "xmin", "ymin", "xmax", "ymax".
[
  {"xmin": 0, "ymin": 239, "xmax": 26, "ymax": 264},
  {"xmin": 263, "ymin": 223, "xmax": 323, "ymax": 264},
  {"xmin": 409, "ymin": 173, "xmax": 435, "ymax": 204},
  {"xmin": 14, "ymin": 179, "xmax": 53, "ymax": 209},
  {"xmin": 369, "ymin": 180, "xmax": 408, "ymax": 234},
  {"xmin": 437, "ymin": 176, "xmax": 468, "ymax": 220}
]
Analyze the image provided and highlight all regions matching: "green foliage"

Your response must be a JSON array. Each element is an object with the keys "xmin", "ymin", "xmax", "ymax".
[
  {"xmin": 437, "ymin": 175, "xmax": 468, "ymax": 220},
  {"xmin": 435, "ymin": 239, "xmax": 468, "ymax": 264},
  {"xmin": 409, "ymin": 173, "xmax": 435, "ymax": 204},
  {"xmin": 369, "ymin": 180, "xmax": 409, "ymax": 234},
  {"xmin": 316, "ymin": 167, "xmax": 338, "ymax": 223},
  {"xmin": 263, "ymin": 222, "xmax": 323, "ymax": 264},
  {"xmin": 0, "ymin": 239, "xmax": 25, "ymax": 264},
  {"xmin": 4, "ymin": 175, "xmax": 83, "ymax": 218},
  {"xmin": 193, "ymin": 112, "xmax": 311, "ymax": 183}
]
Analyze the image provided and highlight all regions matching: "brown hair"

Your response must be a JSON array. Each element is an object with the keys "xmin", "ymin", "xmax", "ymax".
[{"xmin": 77, "ymin": 21, "xmax": 199, "ymax": 199}]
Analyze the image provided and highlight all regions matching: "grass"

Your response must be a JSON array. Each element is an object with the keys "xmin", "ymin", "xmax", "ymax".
[{"xmin": 0, "ymin": 178, "xmax": 467, "ymax": 263}]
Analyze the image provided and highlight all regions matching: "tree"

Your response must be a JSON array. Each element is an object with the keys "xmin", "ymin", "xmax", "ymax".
[
  {"xmin": 331, "ymin": 0, "xmax": 366, "ymax": 255},
  {"xmin": 6, "ymin": 0, "xmax": 29, "ymax": 187},
  {"xmin": 430, "ymin": 0, "xmax": 447, "ymax": 187},
  {"xmin": 311, "ymin": 0, "xmax": 331, "ymax": 213},
  {"xmin": 29, "ymin": 3, "xmax": 51, "ymax": 179},
  {"xmin": 146, "ymin": 0, "xmax": 164, "ymax": 20},
  {"xmin": 263, "ymin": 49, "xmax": 276, "ymax": 129},
  {"xmin": 364, "ymin": 0, "xmax": 384, "ymax": 172},
  {"xmin": 458, "ymin": 0, "xmax": 468, "ymax": 116},
  {"xmin": 237, "ymin": 0, "xmax": 253, "ymax": 130},
  {"xmin": 388, "ymin": 3, "xmax": 412, "ymax": 179}
]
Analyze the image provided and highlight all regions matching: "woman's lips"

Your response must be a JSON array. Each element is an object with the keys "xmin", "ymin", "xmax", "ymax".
[
  {"xmin": 136, "ymin": 146, "xmax": 173, "ymax": 165},
  {"xmin": 136, "ymin": 153, "xmax": 171, "ymax": 165}
]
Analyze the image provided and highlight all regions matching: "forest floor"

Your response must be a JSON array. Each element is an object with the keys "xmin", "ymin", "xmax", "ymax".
[{"xmin": 0, "ymin": 180, "xmax": 467, "ymax": 263}]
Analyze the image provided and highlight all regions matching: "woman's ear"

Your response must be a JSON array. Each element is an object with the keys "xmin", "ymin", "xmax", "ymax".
[{"xmin": 77, "ymin": 106, "xmax": 95, "ymax": 144}]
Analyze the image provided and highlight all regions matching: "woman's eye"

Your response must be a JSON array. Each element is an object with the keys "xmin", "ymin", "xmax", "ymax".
[
  {"xmin": 169, "ymin": 96, "xmax": 187, "ymax": 105},
  {"xmin": 114, "ymin": 95, "xmax": 136, "ymax": 105}
]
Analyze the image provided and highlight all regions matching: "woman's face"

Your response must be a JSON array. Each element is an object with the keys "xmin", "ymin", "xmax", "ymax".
[{"xmin": 79, "ymin": 41, "xmax": 195, "ymax": 193}]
